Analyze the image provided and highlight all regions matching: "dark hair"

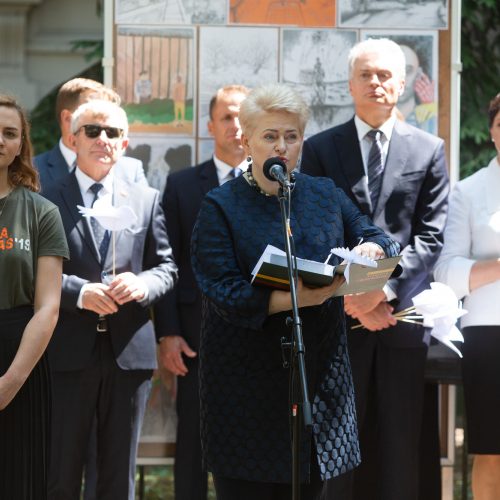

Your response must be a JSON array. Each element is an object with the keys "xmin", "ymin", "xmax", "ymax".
[
  {"xmin": 488, "ymin": 93, "xmax": 500, "ymax": 128},
  {"xmin": 208, "ymin": 85, "xmax": 250, "ymax": 120},
  {"xmin": 0, "ymin": 94, "xmax": 39, "ymax": 192}
]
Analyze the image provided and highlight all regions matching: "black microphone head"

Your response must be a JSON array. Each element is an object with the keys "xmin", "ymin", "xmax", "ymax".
[{"xmin": 263, "ymin": 156, "xmax": 287, "ymax": 182}]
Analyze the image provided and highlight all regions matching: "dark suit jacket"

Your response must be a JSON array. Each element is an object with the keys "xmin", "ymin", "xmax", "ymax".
[
  {"xmin": 190, "ymin": 173, "xmax": 400, "ymax": 482},
  {"xmin": 43, "ymin": 170, "xmax": 177, "ymax": 371},
  {"xmin": 301, "ymin": 117, "xmax": 449, "ymax": 347},
  {"xmin": 34, "ymin": 143, "xmax": 147, "ymax": 193},
  {"xmin": 154, "ymin": 159, "xmax": 219, "ymax": 348}
]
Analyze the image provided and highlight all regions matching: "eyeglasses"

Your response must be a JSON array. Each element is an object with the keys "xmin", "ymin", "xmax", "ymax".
[{"xmin": 77, "ymin": 124, "xmax": 124, "ymax": 139}]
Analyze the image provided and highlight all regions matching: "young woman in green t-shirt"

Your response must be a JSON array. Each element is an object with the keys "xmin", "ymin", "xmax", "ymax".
[{"xmin": 0, "ymin": 94, "xmax": 69, "ymax": 500}]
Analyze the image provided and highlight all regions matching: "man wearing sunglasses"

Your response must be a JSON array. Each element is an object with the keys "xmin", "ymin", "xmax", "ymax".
[
  {"xmin": 35, "ymin": 79, "xmax": 148, "ymax": 500},
  {"xmin": 42, "ymin": 99, "xmax": 177, "ymax": 500},
  {"xmin": 34, "ymin": 77, "xmax": 147, "ymax": 193}
]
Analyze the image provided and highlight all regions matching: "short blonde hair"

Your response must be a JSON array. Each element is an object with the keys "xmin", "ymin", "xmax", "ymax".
[
  {"xmin": 348, "ymin": 38, "xmax": 406, "ymax": 80},
  {"xmin": 71, "ymin": 100, "xmax": 129, "ymax": 136},
  {"xmin": 239, "ymin": 83, "xmax": 310, "ymax": 137}
]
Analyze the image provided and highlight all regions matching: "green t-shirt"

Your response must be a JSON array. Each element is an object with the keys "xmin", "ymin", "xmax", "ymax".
[{"xmin": 0, "ymin": 186, "xmax": 69, "ymax": 310}]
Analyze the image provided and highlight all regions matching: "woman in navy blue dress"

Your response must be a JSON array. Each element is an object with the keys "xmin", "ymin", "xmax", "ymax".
[{"xmin": 191, "ymin": 84, "xmax": 400, "ymax": 500}]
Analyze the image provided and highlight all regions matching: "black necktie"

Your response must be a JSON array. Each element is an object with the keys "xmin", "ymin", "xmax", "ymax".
[
  {"xmin": 366, "ymin": 129, "xmax": 384, "ymax": 213},
  {"xmin": 88, "ymin": 183, "xmax": 110, "ymax": 262}
]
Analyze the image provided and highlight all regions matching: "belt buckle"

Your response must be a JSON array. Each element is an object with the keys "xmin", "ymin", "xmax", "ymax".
[{"xmin": 97, "ymin": 316, "xmax": 108, "ymax": 333}]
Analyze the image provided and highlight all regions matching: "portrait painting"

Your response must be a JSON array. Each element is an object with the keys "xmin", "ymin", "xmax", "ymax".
[
  {"xmin": 115, "ymin": 26, "xmax": 195, "ymax": 135},
  {"xmin": 362, "ymin": 30, "xmax": 439, "ymax": 135}
]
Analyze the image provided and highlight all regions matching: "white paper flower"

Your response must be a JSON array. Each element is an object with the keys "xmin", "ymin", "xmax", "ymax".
[
  {"xmin": 411, "ymin": 282, "xmax": 467, "ymax": 357},
  {"xmin": 78, "ymin": 199, "xmax": 138, "ymax": 231},
  {"xmin": 328, "ymin": 247, "xmax": 377, "ymax": 283}
]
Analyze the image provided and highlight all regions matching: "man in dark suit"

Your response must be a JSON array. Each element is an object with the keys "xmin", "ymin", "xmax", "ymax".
[
  {"xmin": 155, "ymin": 84, "xmax": 249, "ymax": 500},
  {"xmin": 44, "ymin": 99, "xmax": 177, "ymax": 500},
  {"xmin": 34, "ymin": 77, "xmax": 147, "ymax": 192},
  {"xmin": 301, "ymin": 39, "xmax": 449, "ymax": 500}
]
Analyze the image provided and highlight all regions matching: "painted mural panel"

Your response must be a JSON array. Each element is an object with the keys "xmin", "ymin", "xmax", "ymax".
[
  {"xmin": 229, "ymin": 0, "xmax": 335, "ymax": 27},
  {"xmin": 116, "ymin": 26, "xmax": 195, "ymax": 135},
  {"xmin": 282, "ymin": 29, "xmax": 358, "ymax": 136}
]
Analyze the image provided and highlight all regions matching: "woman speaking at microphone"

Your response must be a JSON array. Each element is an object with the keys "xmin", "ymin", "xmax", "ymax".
[{"xmin": 191, "ymin": 83, "xmax": 400, "ymax": 500}]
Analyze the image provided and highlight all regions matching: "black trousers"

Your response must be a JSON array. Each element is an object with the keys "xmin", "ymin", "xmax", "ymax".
[
  {"xmin": 175, "ymin": 356, "xmax": 208, "ymax": 500},
  {"xmin": 325, "ymin": 333, "xmax": 428, "ymax": 500},
  {"xmin": 48, "ymin": 333, "xmax": 151, "ymax": 500}
]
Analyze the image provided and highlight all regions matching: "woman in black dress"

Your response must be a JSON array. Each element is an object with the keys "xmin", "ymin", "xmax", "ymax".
[
  {"xmin": 191, "ymin": 84, "xmax": 400, "ymax": 500},
  {"xmin": 0, "ymin": 94, "xmax": 69, "ymax": 499}
]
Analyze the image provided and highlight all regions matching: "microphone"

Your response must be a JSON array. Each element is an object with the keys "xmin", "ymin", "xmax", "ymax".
[{"xmin": 263, "ymin": 157, "xmax": 290, "ymax": 188}]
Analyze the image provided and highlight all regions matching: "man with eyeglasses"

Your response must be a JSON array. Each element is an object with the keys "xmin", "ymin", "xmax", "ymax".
[
  {"xmin": 34, "ymin": 77, "xmax": 147, "ymax": 193},
  {"xmin": 42, "ymin": 99, "xmax": 177, "ymax": 500}
]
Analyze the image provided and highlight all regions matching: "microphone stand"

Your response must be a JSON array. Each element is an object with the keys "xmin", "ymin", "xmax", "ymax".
[{"xmin": 277, "ymin": 183, "xmax": 312, "ymax": 500}]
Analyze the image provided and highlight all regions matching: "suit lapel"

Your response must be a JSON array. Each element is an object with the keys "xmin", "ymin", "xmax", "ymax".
[
  {"xmin": 61, "ymin": 172, "xmax": 101, "ymax": 264},
  {"xmin": 48, "ymin": 145, "xmax": 72, "ymax": 182},
  {"xmin": 335, "ymin": 120, "xmax": 372, "ymax": 214},
  {"xmin": 373, "ymin": 121, "xmax": 411, "ymax": 219},
  {"xmin": 199, "ymin": 159, "xmax": 220, "ymax": 194}
]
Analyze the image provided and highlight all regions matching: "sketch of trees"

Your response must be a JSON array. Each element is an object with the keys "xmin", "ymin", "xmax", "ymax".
[{"xmin": 198, "ymin": 27, "xmax": 279, "ymax": 137}]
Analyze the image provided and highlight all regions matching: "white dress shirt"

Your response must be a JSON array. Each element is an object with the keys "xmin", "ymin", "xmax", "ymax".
[
  {"xmin": 354, "ymin": 115, "xmax": 396, "ymax": 175},
  {"xmin": 354, "ymin": 115, "xmax": 398, "ymax": 302},
  {"xmin": 434, "ymin": 157, "xmax": 500, "ymax": 327},
  {"xmin": 213, "ymin": 155, "xmax": 248, "ymax": 185},
  {"xmin": 74, "ymin": 167, "xmax": 149, "ymax": 307},
  {"xmin": 59, "ymin": 138, "xmax": 76, "ymax": 170}
]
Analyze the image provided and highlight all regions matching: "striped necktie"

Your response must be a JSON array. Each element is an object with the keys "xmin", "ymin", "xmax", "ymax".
[{"xmin": 366, "ymin": 129, "xmax": 384, "ymax": 213}]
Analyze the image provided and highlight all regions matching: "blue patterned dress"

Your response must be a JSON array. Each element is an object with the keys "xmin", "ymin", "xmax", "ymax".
[{"xmin": 191, "ymin": 172, "xmax": 399, "ymax": 484}]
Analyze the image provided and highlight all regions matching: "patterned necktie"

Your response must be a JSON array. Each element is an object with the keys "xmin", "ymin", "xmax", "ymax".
[
  {"xmin": 230, "ymin": 167, "xmax": 242, "ymax": 179},
  {"xmin": 88, "ymin": 183, "xmax": 110, "ymax": 262},
  {"xmin": 366, "ymin": 129, "xmax": 384, "ymax": 213}
]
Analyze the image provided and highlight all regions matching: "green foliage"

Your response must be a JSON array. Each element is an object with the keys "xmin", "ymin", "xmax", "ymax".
[
  {"xmin": 460, "ymin": 0, "xmax": 500, "ymax": 178},
  {"xmin": 30, "ymin": 62, "xmax": 103, "ymax": 156},
  {"xmin": 70, "ymin": 40, "xmax": 104, "ymax": 63}
]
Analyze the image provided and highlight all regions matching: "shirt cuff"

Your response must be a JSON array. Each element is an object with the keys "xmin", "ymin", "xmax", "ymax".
[{"xmin": 383, "ymin": 284, "xmax": 397, "ymax": 302}]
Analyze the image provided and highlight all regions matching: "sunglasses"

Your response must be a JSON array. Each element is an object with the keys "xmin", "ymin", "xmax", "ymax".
[{"xmin": 77, "ymin": 124, "xmax": 124, "ymax": 140}]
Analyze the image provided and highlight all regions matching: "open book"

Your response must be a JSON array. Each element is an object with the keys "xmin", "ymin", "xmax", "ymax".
[{"xmin": 251, "ymin": 244, "xmax": 401, "ymax": 296}]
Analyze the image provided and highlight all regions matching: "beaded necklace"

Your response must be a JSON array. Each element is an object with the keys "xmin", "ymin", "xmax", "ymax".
[{"xmin": 243, "ymin": 166, "xmax": 296, "ymax": 196}]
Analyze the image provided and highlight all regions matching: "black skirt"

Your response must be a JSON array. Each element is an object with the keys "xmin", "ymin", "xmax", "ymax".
[
  {"xmin": 462, "ymin": 325, "xmax": 500, "ymax": 454},
  {"xmin": 0, "ymin": 306, "xmax": 50, "ymax": 500}
]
